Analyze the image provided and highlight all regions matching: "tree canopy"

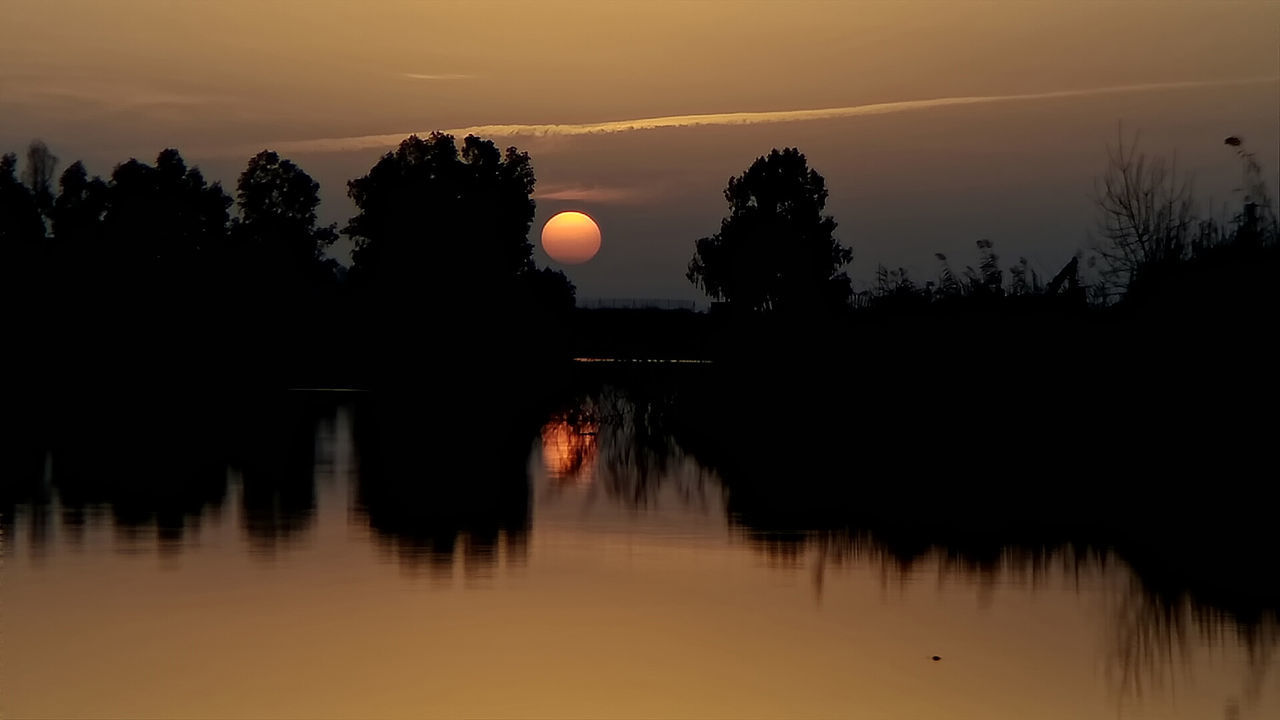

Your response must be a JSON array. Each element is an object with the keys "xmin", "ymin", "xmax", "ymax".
[
  {"xmin": 232, "ymin": 150, "xmax": 338, "ymax": 295},
  {"xmin": 235, "ymin": 151, "xmax": 336, "ymax": 258},
  {"xmin": 0, "ymin": 152, "xmax": 46, "ymax": 251},
  {"xmin": 687, "ymin": 148, "xmax": 852, "ymax": 312},
  {"xmin": 345, "ymin": 132, "xmax": 570, "ymax": 310},
  {"xmin": 101, "ymin": 148, "xmax": 232, "ymax": 282}
]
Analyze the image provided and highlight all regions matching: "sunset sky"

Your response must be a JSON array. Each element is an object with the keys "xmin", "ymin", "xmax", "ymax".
[{"xmin": 4, "ymin": 0, "xmax": 1277, "ymax": 302}]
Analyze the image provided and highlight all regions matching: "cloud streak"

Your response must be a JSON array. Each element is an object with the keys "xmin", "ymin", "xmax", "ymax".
[
  {"xmin": 402, "ymin": 73, "xmax": 474, "ymax": 81},
  {"xmin": 536, "ymin": 183, "xmax": 651, "ymax": 204},
  {"xmin": 0, "ymin": 75, "xmax": 235, "ymax": 110},
  {"xmin": 263, "ymin": 77, "xmax": 1279, "ymax": 154}
]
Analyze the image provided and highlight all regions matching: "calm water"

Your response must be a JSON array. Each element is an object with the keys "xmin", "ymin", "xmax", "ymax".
[{"xmin": 2, "ymin": 390, "xmax": 1275, "ymax": 719}]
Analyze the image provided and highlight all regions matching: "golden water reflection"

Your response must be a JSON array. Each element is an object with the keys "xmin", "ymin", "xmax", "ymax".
[
  {"xmin": 2, "ymin": 394, "xmax": 1276, "ymax": 719},
  {"xmin": 541, "ymin": 415, "xmax": 599, "ymax": 486}
]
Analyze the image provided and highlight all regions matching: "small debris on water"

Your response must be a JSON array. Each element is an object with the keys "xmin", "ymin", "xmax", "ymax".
[{"xmin": 931, "ymin": 656, "xmax": 941, "ymax": 661}]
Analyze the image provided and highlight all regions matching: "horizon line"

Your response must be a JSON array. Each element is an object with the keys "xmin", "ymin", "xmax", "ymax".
[{"xmin": 248, "ymin": 76, "xmax": 1279, "ymax": 155}]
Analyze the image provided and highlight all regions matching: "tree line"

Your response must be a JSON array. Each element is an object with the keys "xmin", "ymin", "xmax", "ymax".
[
  {"xmin": 1, "ymin": 133, "xmax": 577, "ymax": 387},
  {"xmin": 2, "ymin": 128, "xmax": 1274, "ymax": 386},
  {"xmin": 5, "ymin": 130, "xmax": 1272, "ymax": 321},
  {"xmin": 687, "ymin": 134, "xmax": 1278, "ymax": 315},
  {"xmin": 0, "ymin": 133, "xmax": 575, "ymax": 316}
]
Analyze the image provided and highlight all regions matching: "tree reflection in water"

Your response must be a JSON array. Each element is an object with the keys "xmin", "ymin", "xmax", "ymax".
[
  {"xmin": 548, "ymin": 381, "xmax": 1279, "ymax": 709},
  {"xmin": 538, "ymin": 386, "xmax": 714, "ymax": 513},
  {"xmin": 348, "ymin": 390, "xmax": 536, "ymax": 578},
  {"xmin": 4, "ymin": 384, "xmax": 1276, "ymax": 707}
]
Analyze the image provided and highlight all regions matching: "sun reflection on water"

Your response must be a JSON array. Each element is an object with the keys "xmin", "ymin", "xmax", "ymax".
[{"xmin": 540, "ymin": 416, "xmax": 599, "ymax": 486}]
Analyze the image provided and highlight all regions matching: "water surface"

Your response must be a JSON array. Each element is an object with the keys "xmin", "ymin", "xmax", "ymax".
[{"xmin": 3, "ymin": 391, "xmax": 1274, "ymax": 719}]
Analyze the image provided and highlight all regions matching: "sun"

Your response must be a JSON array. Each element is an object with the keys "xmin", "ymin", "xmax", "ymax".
[{"xmin": 541, "ymin": 211, "xmax": 602, "ymax": 264}]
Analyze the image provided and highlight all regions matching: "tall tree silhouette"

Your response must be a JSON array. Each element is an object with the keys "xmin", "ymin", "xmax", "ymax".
[
  {"xmin": 46, "ymin": 161, "xmax": 109, "ymax": 323},
  {"xmin": 101, "ymin": 148, "xmax": 231, "ymax": 288},
  {"xmin": 232, "ymin": 150, "xmax": 338, "ymax": 296},
  {"xmin": 22, "ymin": 140, "xmax": 58, "ymax": 219},
  {"xmin": 687, "ymin": 148, "xmax": 852, "ymax": 312},
  {"xmin": 83, "ymin": 148, "xmax": 234, "ymax": 387},
  {"xmin": 0, "ymin": 153, "xmax": 45, "ymax": 249},
  {"xmin": 1, "ymin": 152, "xmax": 48, "ymax": 329},
  {"xmin": 51, "ymin": 161, "xmax": 108, "ymax": 253},
  {"xmin": 220, "ymin": 151, "xmax": 343, "ymax": 385},
  {"xmin": 345, "ymin": 132, "xmax": 571, "ymax": 310}
]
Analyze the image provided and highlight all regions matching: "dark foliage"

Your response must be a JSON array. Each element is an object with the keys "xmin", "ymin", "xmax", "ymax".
[
  {"xmin": 688, "ymin": 148, "xmax": 852, "ymax": 312},
  {"xmin": 345, "ymin": 132, "xmax": 573, "ymax": 312},
  {"xmin": 1094, "ymin": 133, "xmax": 1279, "ymax": 312},
  {"xmin": 233, "ymin": 150, "xmax": 338, "ymax": 273},
  {"xmin": 1, "ymin": 152, "xmax": 47, "ymax": 300},
  {"xmin": 2, "ymin": 133, "xmax": 590, "ymax": 391},
  {"xmin": 3, "ymin": 125, "xmax": 1276, "ymax": 705},
  {"xmin": 101, "ymin": 148, "xmax": 232, "ymax": 284},
  {"xmin": 858, "ymin": 241, "xmax": 1085, "ymax": 314}
]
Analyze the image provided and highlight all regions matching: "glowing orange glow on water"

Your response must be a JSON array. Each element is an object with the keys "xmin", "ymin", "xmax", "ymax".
[
  {"xmin": 3, "ymin": 396, "xmax": 1275, "ymax": 719},
  {"xmin": 541, "ymin": 416, "xmax": 598, "ymax": 483}
]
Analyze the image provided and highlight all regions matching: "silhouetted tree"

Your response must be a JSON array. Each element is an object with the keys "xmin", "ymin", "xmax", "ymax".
[
  {"xmin": 1092, "ymin": 131, "xmax": 1278, "ymax": 310},
  {"xmin": 22, "ymin": 139, "xmax": 58, "ymax": 219},
  {"xmin": 230, "ymin": 150, "xmax": 339, "ymax": 307},
  {"xmin": 34, "ymin": 160, "xmax": 110, "ymax": 331},
  {"xmin": 51, "ymin": 161, "xmax": 108, "ymax": 250},
  {"xmin": 1092, "ymin": 130, "xmax": 1195, "ymax": 299},
  {"xmin": 345, "ymin": 132, "xmax": 572, "ymax": 310},
  {"xmin": 233, "ymin": 150, "xmax": 338, "ymax": 271},
  {"xmin": 101, "ymin": 148, "xmax": 231, "ymax": 285},
  {"xmin": 0, "ymin": 153, "xmax": 45, "ymax": 249},
  {"xmin": 520, "ymin": 266, "xmax": 577, "ymax": 313},
  {"xmin": 687, "ymin": 148, "xmax": 852, "ymax": 312},
  {"xmin": 49, "ymin": 162, "xmax": 109, "ymax": 297},
  {"xmin": 1, "ymin": 152, "xmax": 48, "ymax": 322}
]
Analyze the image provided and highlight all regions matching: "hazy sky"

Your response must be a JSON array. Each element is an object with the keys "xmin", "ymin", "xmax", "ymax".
[{"xmin": 3, "ymin": 1, "xmax": 1277, "ymax": 302}]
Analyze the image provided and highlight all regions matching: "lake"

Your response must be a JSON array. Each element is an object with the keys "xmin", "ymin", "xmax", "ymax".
[{"xmin": 2, "ymin": 388, "xmax": 1275, "ymax": 719}]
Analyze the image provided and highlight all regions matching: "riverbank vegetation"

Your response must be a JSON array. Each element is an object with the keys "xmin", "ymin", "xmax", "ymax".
[
  {"xmin": 3, "ymin": 127, "xmax": 1275, "ymax": 636},
  {"xmin": 3, "ymin": 129, "xmax": 1274, "ymax": 386}
]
